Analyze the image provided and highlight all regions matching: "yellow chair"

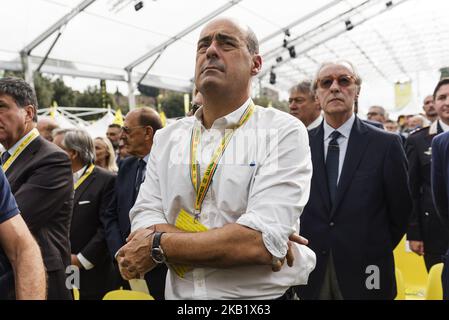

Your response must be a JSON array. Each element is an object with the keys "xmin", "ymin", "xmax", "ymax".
[
  {"xmin": 102, "ymin": 289, "xmax": 154, "ymax": 300},
  {"xmin": 395, "ymin": 268, "xmax": 406, "ymax": 300},
  {"xmin": 393, "ymin": 236, "xmax": 428, "ymax": 299},
  {"xmin": 73, "ymin": 288, "xmax": 80, "ymax": 300},
  {"xmin": 425, "ymin": 263, "xmax": 444, "ymax": 300}
]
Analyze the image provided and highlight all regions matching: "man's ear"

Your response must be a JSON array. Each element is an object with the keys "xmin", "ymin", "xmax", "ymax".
[
  {"xmin": 251, "ymin": 54, "xmax": 262, "ymax": 76},
  {"xmin": 145, "ymin": 126, "xmax": 154, "ymax": 140},
  {"xmin": 23, "ymin": 105, "xmax": 35, "ymax": 122}
]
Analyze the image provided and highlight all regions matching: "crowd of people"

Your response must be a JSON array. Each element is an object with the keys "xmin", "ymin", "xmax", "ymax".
[{"xmin": 0, "ymin": 17, "xmax": 448, "ymax": 300}]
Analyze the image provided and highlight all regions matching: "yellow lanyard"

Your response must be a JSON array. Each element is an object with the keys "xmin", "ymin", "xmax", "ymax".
[
  {"xmin": 2, "ymin": 128, "xmax": 40, "ymax": 172},
  {"xmin": 190, "ymin": 101, "xmax": 255, "ymax": 221},
  {"xmin": 74, "ymin": 164, "xmax": 95, "ymax": 190}
]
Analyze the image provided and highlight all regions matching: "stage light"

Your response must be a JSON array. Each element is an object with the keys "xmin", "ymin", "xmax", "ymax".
[
  {"xmin": 345, "ymin": 20, "xmax": 354, "ymax": 31},
  {"xmin": 288, "ymin": 46, "xmax": 296, "ymax": 58},
  {"xmin": 135, "ymin": 1, "xmax": 144, "ymax": 11},
  {"xmin": 276, "ymin": 56, "xmax": 283, "ymax": 63},
  {"xmin": 269, "ymin": 69, "xmax": 276, "ymax": 85}
]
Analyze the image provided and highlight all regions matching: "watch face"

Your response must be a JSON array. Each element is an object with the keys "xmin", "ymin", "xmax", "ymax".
[{"xmin": 152, "ymin": 247, "xmax": 165, "ymax": 264}]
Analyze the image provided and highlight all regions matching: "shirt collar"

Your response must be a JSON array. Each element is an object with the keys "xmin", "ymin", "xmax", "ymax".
[
  {"xmin": 73, "ymin": 165, "xmax": 87, "ymax": 184},
  {"xmin": 439, "ymin": 120, "xmax": 449, "ymax": 132},
  {"xmin": 307, "ymin": 114, "xmax": 323, "ymax": 130},
  {"xmin": 194, "ymin": 98, "xmax": 252, "ymax": 130},
  {"xmin": 8, "ymin": 128, "xmax": 39, "ymax": 155},
  {"xmin": 142, "ymin": 153, "xmax": 150, "ymax": 163},
  {"xmin": 323, "ymin": 113, "xmax": 355, "ymax": 140}
]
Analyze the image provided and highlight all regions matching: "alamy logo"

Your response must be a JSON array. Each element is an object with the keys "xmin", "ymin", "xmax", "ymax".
[
  {"xmin": 65, "ymin": 265, "xmax": 80, "ymax": 290},
  {"xmin": 365, "ymin": 265, "xmax": 380, "ymax": 290}
]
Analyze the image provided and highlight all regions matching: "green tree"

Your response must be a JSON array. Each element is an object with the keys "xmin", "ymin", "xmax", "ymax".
[
  {"xmin": 160, "ymin": 92, "xmax": 185, "ymax": 118},
  {"xmin": 33, "ymin": 72, "xmax": 54, "ymax": 109},
  {"xmin": 53, "ymin": 78, "xmax": 76, "ymax": 107}
]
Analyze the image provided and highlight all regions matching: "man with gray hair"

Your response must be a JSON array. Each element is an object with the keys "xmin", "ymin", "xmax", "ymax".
[
  {"xmin": 297, "ymin": 61, "xmax": 411, "ymax": 299},
  {"xmin": 53, "ymin": 128, "xmax": 118, "ymax": 299},
  {"xmin": 0, "ymin": 77, "xmax": 73, "ymax": 299},
  {"xmin": 288, "ymin": 80, "xmax": 322, "ymax": 130}
]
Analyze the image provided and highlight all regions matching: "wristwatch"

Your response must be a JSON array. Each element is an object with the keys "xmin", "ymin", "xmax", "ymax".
[{"xmin": 151, "ymin": 232, "xmax": 167, "ymax": 264}]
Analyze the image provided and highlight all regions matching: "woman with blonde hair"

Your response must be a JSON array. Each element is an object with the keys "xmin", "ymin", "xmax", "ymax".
[{"xmin": 94, "ymin": 136, "xmax": 118, "ymax": 173}]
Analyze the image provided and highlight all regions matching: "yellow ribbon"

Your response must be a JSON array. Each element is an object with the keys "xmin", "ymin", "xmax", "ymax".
[
  {"xmin": 2, "ymin": 128, "xmax": 40, "ymax": 172},
  {"xmin": 74, "ymin": 164, "xmax": 95, "ymax": 190},
  {"xmin": 189, "ymin": 101, "xmax": 255, "ymax": 221}
]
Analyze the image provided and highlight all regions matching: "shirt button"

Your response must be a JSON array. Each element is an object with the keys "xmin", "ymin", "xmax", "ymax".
[
  {"xmin": 329, "ymin": 222, "xmax": 335, "ymax": 227},
  {"xmin": 425, "ymin": 212, "xmax": 429, "ymax": 216},
  {"xmin": 321, "ymin": 250, "xmax": 328, "ymax": 255}
]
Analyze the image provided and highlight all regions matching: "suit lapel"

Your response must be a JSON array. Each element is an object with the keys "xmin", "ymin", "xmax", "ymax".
[
  {"xmin": 74, "ymin": 167, "xmax": 97, "ymax": 204},
  {"xmin": 4, "ymin": 136, "xmax": 41, "ymax": 182},
  {"xmin": 330, "ymin": 117, "xmax": 369, "ymax": 218},
  {"xmin": 310, "ymin": 124, "xmax": 331, "ymax": 213}
]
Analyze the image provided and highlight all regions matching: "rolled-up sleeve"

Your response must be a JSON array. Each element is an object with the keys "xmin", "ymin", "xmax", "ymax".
[
  {"xmin": 237, "ymin": 121, "xmax": 312, "ymax": 258},
  {"xmin": 130, "ymin": 133, "xmax": 168, "ymax": 232}
]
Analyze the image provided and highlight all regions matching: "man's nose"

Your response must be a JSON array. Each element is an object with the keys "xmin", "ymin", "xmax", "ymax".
[
  {"xmin": 329, "ymin": 79, "xmax": 341, "ymax": 93},
  {"xmin": 205, "ymin": 40, "xmax": 219, "ymax": 59}
]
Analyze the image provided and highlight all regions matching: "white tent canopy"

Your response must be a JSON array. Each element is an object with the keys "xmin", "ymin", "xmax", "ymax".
[{"xmin": 2, "ymin": 0, "xmax": 449, "ymax": 117}]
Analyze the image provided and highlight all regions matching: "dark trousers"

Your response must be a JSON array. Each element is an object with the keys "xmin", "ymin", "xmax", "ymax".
[
  {"xmin": 424, "ymin": 252, "xmax": 444, "ymax": 272},
  {"xmin": 442, "ymin": 250, "xmax": 449, "ymax": 300},
  {"xmin": 47, "ymin": 269, "xmax": 72, "ymax": 300}
]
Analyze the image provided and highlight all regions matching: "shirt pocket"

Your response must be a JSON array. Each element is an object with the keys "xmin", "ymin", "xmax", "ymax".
[{"xmin": 212, "ymin": 164, "xmax": 257, "ymax": 216}]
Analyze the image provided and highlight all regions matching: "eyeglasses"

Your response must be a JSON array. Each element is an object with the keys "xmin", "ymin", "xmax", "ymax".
[
  {"xmin": 317, "ymin": 75, "xmax": 355, "ymax": 90},
  {"xmin": 120, "ymin": 125, "xmax": 147, "ymax": 134}
]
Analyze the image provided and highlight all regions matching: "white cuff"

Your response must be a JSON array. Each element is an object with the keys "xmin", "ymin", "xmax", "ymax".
[{"xmin": 77, "ymin": 253, "xmax": 94, "ymax": 270}]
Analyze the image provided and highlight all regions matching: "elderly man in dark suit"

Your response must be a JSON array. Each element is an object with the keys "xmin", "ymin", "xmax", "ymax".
[
  {"xmin": 431, "ymin": 78, "xmax": 449, "ymax": 300},
  {"xmin": 53, "ymin": 128, "xmax": 118, "ymax": 300},
  {"xmin": 296, "ymin": 61, "xmax": 412, "ymax": 300},
  {"xmin": 0, "ymin": 77, "xmax": 73, "ymax": 300},
  {"xmin": 103, "ymin": 107, "xmax": 166, "ymax": 299}
]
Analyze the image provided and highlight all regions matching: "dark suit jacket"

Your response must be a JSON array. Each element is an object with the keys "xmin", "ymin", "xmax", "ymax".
[
  {"xmin": 103, "ymin": 156, "xmax": 167, "ymax": 300},
  {"xmin": 431, "ymin": 131, "xmax": 449, "ymax": 232},
  {"xmin": 71, "ymin": 166, "xmax": 118, "ymax": 299},
  {"xmin": 5, "ymin": 135, "xmax": 74, "ymax": 300},
  {"xmin": 297, "ymin": 117, "xmax": 412, "ymax": 300},
  {"xmin": 406, "ymin": 126, "xmax": 448, "ymax": 254}
]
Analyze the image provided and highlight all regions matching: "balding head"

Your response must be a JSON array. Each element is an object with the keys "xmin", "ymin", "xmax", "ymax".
[
  {"xmin": 121, "ymin": 107, "xmax": 162, "ymax": 157},
  {"xmin": 37, "ymin": 117, "xmax": 60, "ymax": 142}
]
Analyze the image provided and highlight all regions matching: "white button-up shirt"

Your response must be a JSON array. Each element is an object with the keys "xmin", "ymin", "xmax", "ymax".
[{"xmin": 130, "ymin": 98, "xmax": 316, "ymax": 299}]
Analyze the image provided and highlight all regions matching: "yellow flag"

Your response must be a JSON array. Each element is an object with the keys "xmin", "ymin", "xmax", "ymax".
[
  {"xmin": 159, "ymin": 111, "xmax": 167, "ymax": 127},
  {"xmin": 184, "ymin": 93, "xmax": 190, "ymax": 115},
  {"xmin": 395, "ymin": 81, "xmax": 412, "ymax": 110},
  {"xmin": 113, "ymin": 109, "xmax": 124, "ymax": 126},
  {"xmin": 50, "ymin": 101, "xmax": 58, "ymax": 118}
]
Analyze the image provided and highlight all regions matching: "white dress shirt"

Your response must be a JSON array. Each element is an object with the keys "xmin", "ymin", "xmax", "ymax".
[
  {"xmin": 130, "ymin": 98, "xmax": 316, "ymax": 299},
  {"xmin": 323, "ymin": 113, "xmax": 355, "ymax": 184},
  {"xmin": 73, "ymin": 165, "xmax": 94, "ymax": 270}
]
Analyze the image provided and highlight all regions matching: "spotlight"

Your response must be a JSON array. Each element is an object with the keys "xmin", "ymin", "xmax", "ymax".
[
  {"xmin": 284, "ymin": 29, "xmax": 291, "ymax": 37},
  {"xmin": 288, "ymin": 46, "xmax": 296, "ymax": 58},
  {"xmin": 283, "ymin": 39, "xmax": 288, "ymax": 48},
  {"xmin": 345, "ymin": 20, "xmax": 354, "ymax": 31},
  {"xmin": 386, "ymin": 1, "xmax": 393, "ymax": 8},
  {"xmin": 269, "ymin": 69, "xmax": 276, "ymax": 85},
  {"xmin": 276, "ymin": 56, "xmax": 283, "ymax": 63},
  {"xmin": 134, "ymin": 1, "xmax": 144, "ymax": 11}
]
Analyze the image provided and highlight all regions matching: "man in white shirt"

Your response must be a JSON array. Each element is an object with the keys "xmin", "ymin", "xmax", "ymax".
[
  {"xmin": 117, "ymin": 17, "xmax": 316, "ymax": 300},
  {"xmin": 289, "ymin": 80, "xmax": 323, "ymax": 130}
]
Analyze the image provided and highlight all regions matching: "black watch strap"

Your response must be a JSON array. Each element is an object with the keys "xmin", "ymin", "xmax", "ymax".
[{"xmin": 151, "ymin": 232, "xmax": 166, "ymax": 264}]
